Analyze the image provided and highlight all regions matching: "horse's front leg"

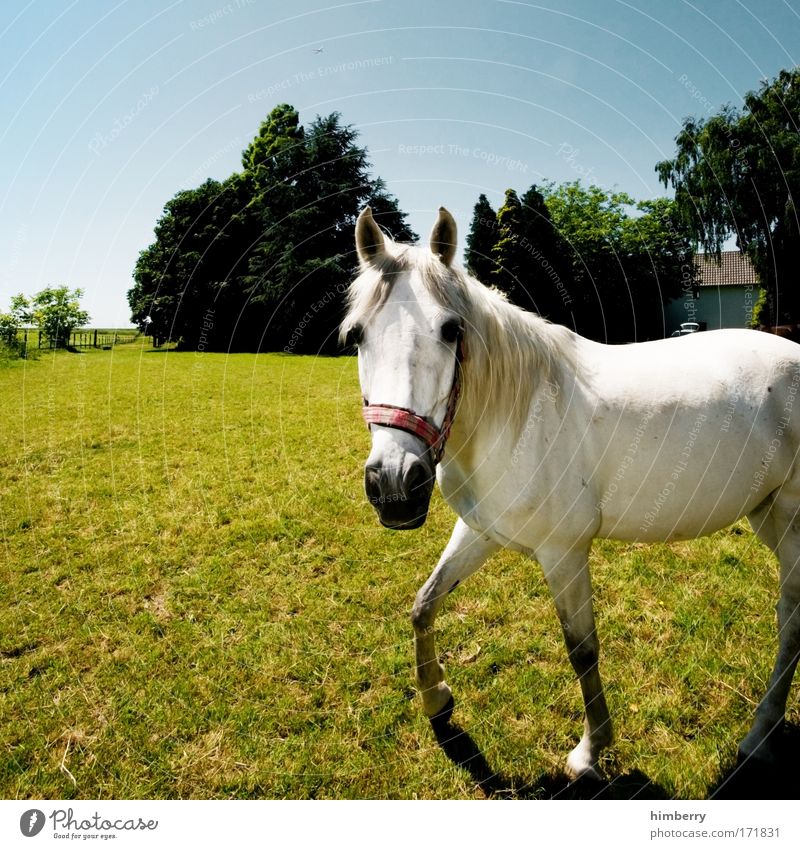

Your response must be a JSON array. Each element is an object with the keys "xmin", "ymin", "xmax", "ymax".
[
  {"xmin": 538, "ymin": 544, "xmax": 612, "ymax": 780},
  {"xmin": 411, "ymin": 518, "xmax": 499, "ymax": 719}
]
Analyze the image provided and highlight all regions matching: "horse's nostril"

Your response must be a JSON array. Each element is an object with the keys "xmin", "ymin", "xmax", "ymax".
[
  {"xmin": 365, "ymin": 466, "xmax": 382, "ymax": 502},
  {"xmin": 405, "ymin": 461, "xmax": 430, "ymax": 496}
]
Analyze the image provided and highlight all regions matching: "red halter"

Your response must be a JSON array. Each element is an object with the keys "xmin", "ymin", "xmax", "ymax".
[{"xmin": 362, "ymin": 337, "xmax": 465, "ymax": 465}]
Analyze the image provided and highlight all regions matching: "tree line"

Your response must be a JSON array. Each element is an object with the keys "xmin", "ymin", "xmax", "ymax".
[
  {"xmin": 127, "ymin": 104, "xmax": 414, "ymax": 353},
  {"xmin": 464, "ymin": 184, "xmax": 693, "ymax": 343},
  {"xmin": 128, "ymin": 102, "xmax": 693, "ymax": 350},
  {"xmin": 127, "ymin": 67, "xmax": 798, "ymax": 351}
]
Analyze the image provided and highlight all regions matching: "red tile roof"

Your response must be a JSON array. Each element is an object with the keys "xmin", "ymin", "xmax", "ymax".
[{"xmin": 694, "ymin": 251, "xmax": 758, "ymax": 287}]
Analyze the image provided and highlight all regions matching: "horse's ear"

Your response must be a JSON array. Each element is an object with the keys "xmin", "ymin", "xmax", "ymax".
[
  {"xmin": 430, "ymin": 207, "xmax": 457, "ymax": 267},
  {"xmin": 355, "ymin": 206, "xmax": 386, "ymax": 266}
]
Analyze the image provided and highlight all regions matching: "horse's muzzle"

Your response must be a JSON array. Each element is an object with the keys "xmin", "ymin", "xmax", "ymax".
[{"xmin": 364, "ymin": 458, "xmax": 434, "ymax": 530}]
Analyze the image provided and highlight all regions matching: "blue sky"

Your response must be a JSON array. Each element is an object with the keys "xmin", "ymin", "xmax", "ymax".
[{"xmin": 1, "ymin": 0, "xmax": 798, "ymax": 326}]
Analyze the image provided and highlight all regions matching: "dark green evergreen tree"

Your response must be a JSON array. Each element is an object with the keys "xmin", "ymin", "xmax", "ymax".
[
  {"xmin": 491, "ymin": 189, "xmax": 528, "ymax": 304},
  {"xmin": 464, "ymin": 194, "xmax": 497, "ymax": 284},
  {"xmin": 244, "ymin": 110, "xmax": 415, "ymax": 351},
  {"xmin": 516, "ymin": 185, "xmax": 573, "ymax": 324}
]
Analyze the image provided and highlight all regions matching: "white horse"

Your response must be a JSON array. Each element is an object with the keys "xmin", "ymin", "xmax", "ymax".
[{"xmin": 342, "ymin": 205, "xmax": 800, "ymax": 780}]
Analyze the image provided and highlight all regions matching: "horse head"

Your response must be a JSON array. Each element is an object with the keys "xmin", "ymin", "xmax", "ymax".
[{"xmin": 343, "ymin": 206, "xmax": 465, "ymax": 529}]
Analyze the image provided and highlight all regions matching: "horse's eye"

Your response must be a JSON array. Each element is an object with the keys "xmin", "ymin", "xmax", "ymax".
[
  {"xmin": 346, "ymin": 324, "xmax": 363, "ymax": 347},
  {"xmin": 441, "ymin": 319, "xmax": 462, "ymax": 344}
]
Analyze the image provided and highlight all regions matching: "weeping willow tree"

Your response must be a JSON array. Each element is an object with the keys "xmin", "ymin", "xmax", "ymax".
[{"xmin": 656, "ymin": 68, "xmax": 800, "ymax": 326}]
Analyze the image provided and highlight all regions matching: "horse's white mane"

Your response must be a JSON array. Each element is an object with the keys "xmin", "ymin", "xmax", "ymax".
[{"xmin": 341, "ymin": 240, "xmax": 577, "ymax": 438}]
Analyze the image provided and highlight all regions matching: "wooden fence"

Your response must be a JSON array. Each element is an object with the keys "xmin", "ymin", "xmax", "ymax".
[
  {"xmin": 60, "ymin": 330, "xmax": 139, "ymax": 349},
  {"xmin": 5, "ymin": 329, "xmax": 143, "ymax": 355}
]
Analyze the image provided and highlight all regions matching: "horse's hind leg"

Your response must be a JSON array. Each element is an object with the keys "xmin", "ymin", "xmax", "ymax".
[
  {"xmin": 538, "ymin": 545, "xmax": 612, "ymax": 780},
  {"xmin": 411, "ymin": 519, "xmax": 499, "ymax": 718},
  {"xmin": 740, "ymin": 497, "xmax": 800, "ymax": 763}
]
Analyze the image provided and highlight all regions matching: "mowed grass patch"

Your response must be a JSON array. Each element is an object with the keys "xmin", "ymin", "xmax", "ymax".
[{"xmin": 0, "ymin": 344, "xmax": 792, "ymax": 798}]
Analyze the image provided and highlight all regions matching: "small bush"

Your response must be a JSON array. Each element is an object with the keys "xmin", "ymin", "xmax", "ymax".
[{"xmin": 0, "ymin": 338, "xmax": 21, "ymax": 365}]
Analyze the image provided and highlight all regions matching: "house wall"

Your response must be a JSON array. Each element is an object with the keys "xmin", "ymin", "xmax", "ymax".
[
  {"xmin": 665, "ymin": 289, "xmax": 701, "ymax": 333},
  {"xmin": 664, "ymin": 284, "xmax": 758, "ymax": 335}
]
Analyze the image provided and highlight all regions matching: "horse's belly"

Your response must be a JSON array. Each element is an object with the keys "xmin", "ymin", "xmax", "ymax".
[
  {"xmin": 600, "ymin": 503, "xmax": 747, "ymax": 542},
  {"xmin": 596, "ymin": 459, "xmax": 785, "ymax": 542}
]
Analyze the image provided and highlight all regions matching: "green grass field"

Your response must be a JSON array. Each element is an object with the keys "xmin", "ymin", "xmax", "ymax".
[{"xmin": 0, "ymin": 344, "xmax": 795, "ymax": 799}]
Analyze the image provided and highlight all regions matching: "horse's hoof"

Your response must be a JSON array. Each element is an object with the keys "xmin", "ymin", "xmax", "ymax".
[
  {"xmin": 565, "ymin": 743, "xmax": 604, "ymax": 782},
  {"xmin": 566, "ymin": 764, "xmax": 603, "ymax": 783},
  {"xmin": 565, "ymin": 759, "xmax": 603, "ymax": 782},
  {"xmin": 429, "ymin": 695, "xmax": 455, "ymax": 729}
]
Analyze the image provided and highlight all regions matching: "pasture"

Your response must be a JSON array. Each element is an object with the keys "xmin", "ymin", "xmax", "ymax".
[{"xmin": 0, "ymin": 344, "xmax": 795, "ymax": 799}]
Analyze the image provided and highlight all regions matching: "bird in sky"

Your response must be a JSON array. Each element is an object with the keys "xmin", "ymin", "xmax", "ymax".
[{"xmin": 313, "ymin": 47, "xmax": 324, "ymax": 54}]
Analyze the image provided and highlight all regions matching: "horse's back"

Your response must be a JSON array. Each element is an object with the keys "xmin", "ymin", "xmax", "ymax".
[{"xmin": 589, "ymin": 329, "xmax": 800, "ymax": 398}]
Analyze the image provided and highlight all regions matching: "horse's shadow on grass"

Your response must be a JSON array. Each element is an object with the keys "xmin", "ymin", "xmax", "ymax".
[
  {"xmin": 709, "ymin": 722, "xmax": 800, "ymax": 800},
  {"xmin": 429, "ymin": 714, "xmax": 669, "ymax": 799},
  {"xmin": 430, "ymin": 716, "xmax": 800, "ymax": 800}
]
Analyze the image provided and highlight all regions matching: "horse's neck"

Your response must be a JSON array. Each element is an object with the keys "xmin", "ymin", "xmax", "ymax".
[{"xmin": 448, "ymin": 305, "xmax": 580, "ymax": 468}]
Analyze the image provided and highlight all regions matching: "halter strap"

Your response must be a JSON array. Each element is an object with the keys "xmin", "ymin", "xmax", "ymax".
[{"xmin": 361, "ymin": 337, "xmax": 465, "ymax": 465}]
